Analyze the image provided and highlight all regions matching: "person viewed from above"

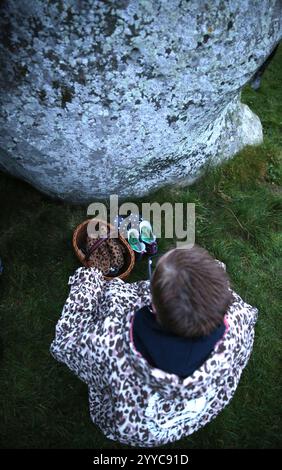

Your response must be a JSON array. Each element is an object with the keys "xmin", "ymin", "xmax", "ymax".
[
  {"xmin": 133, "ymin": 247, "xmax": 231, "ymax": 379},
  {"xmin": 50, "ymin": 244, "xmax": 258, "ymax": 447}
]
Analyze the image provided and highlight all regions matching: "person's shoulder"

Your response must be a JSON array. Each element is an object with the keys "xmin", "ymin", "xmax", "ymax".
[{"xmin": 226, "ymin": 290, "xmax": 259, "ymax": 327}]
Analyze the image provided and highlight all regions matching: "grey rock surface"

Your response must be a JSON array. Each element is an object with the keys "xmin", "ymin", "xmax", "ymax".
[{"xmin": 0, "ymin": 0, "xmax": 281, "ymax": 203}]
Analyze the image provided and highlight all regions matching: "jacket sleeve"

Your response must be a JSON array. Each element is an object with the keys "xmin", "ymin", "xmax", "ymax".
[
  {"xmin": 50, "ymin": 267, "xmax": 105, "ymax": 384},
  {"xmin": 225, "ymin": 291, "xmax": 259, "ymax": 371}
]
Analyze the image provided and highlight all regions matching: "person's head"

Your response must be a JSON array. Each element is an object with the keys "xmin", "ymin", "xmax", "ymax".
[{"xmin": 150, "ymin": 245, "xmax": 232, "ymax": 338}]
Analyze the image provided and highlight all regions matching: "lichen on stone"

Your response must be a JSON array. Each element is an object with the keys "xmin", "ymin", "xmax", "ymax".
[{"xmin": 0, "ymin": 0, "xmax": 281, "ymax": 202}]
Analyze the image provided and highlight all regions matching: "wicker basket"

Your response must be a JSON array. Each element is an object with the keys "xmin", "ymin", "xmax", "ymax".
[{"xmin": 72, "ymin": 218, "xmax": 135, "ymax": 281}]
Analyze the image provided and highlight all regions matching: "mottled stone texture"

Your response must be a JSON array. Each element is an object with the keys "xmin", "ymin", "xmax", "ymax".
[{"xmin": 0, "ymin": 0, "xmax": 281, "ymax": 202}]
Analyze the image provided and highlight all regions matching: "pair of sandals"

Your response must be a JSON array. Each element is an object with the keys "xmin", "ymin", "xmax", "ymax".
[
  {"xmin": 113, "ymin": 215, "xmax": 158, "ymax": 260},
  {"xmin": 128, "ymin": 220, "xmax": 157, "ymax": 256}
]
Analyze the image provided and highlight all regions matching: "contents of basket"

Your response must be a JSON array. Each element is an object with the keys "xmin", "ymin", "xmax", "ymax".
[
  {"xmin": 73, "ymin": 218, "xmax": 135, "ymax": 281},
  {"xmin": 86, "ymin": 234, "xmax": 126, "ymax": 276}
]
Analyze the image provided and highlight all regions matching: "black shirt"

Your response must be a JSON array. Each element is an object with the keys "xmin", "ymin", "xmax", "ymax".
[{"xmin": 132, "ymin": 305, "xmax": 226, "ymax": 378}]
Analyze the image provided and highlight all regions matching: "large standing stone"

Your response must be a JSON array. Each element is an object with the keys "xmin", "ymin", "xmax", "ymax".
[{"xmin": 0, "ymin": 0, "xmax": 281, "ymax": 202}]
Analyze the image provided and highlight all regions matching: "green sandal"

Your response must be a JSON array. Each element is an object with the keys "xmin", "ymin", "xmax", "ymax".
[
  {"xmin": 139, "ymin": 220, "xmax": 156, "ymax": 244},
  {"xmin": 128, "ymin": 228, "xmax": 146, "ymax": 253}
]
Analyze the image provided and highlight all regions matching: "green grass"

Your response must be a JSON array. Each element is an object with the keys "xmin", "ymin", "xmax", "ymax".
[{"xmin": 0, "ymin": 45, "xmax": 281, "ymax": 449}]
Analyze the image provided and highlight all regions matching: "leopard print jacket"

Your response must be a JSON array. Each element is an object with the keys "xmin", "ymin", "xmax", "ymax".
[{"xmin": 50, "ymin": 267, "xmax": 259, "ymax": 447}]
